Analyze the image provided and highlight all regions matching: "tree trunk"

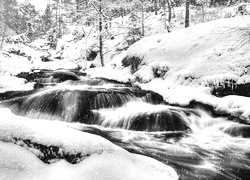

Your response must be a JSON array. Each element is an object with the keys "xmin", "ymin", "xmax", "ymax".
[
  {"xmin": 121, "ymin": 8, "xmax": 124, "ymax": 25},
  {"xmin": 58, "ymin": 0, "xmax": 62, "ymax": 38},
  {"xmin": 163, "ymin": 0, "xmax": 167, "ymax": 29},
  {"xmin": 141, "ymin": 1, "xmax": 145, "ymax": 36},
  {"xmin": 76, "ymin": 0, "xmax": 80, "ymax": 19},
  {"xmin": 99, "ymin": 0, "xmax": 104, "ymax": 67},
  {"xmin": 0, "ymin": 23, "xmax": 7, "ymax": 50},
  {"xmin": 172, "ymin": 6, "xmax": 175, "ymax": 18},
  {"xmin": 154, "ymin": 0, "xmax": 158, "ymax": 15},
  {"xmin": 202, "ymin": 4, "xmax": 205, "ymax": 22},
  {"xmin": 185, "ymin": 0, "xmax": 190, "ymax": 28},
  {"xmin": 76, "ymin": 0, "xmax": 79, "ymax": 10},
  {"xmin": 55, "ymin": 1, "xmax": 58, "ymax": 35},
  {"xmin": 167, "ymin": 0, "xmax": 171, "ymax": 23}
]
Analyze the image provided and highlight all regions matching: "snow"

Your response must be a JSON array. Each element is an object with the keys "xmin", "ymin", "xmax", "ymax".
[
  {"xmin": 0, "ymin": 108, "xmax": 178, "ymax": 180},
  {"xmin": 122, "ymin": 16, "xmax": 250, "ymax": 86},
  {"xmin": 0, "ymin": 51, "xmax": 32, "ymax": 75},
  {"xmin": 214, "ymin": 95, "xmax": 250, "ymax": 122},
  {"xmin": 3, "ymin": 44, "xmax": 48, "ymax": 60},
  {"xmin": 86, "ymin": 66, "xmax": 132, "ymax": 83},
  {"xmin": 0, "ymin": 51, "xmax": 35, "ymax": 92},
  {"xmin": 0, "ymin": 142, "xmax": 177, "ymax": 180},
  {"xmin": 0, "ymin": 74, "xmax": 34, "ymax": 92},
  {"xmin": 32, "ymin": 59, "xmax": 79, "ymax": 71}
]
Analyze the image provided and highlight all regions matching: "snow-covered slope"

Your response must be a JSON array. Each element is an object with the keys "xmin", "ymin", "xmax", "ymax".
[
  {"xmin": 0, "ymin": 108, "xmax": 178, "ymax": 180},
  {"xmin": 122, "ymin": 16, "xmax": 250, "ymax": 86}
]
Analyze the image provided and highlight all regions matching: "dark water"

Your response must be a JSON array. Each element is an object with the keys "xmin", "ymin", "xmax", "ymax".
[{"xmin": 1, "ymin": 71, "xmax": 250, "ymax": 180}]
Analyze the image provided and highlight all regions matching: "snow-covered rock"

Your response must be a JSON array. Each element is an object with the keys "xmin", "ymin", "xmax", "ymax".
[
  {"xmin": 3, "ymin": 44, "xmax": 48, "ymax": 59},
  {"xmin": 0, "ymin": 51, "xmax": 32, "ymax": 75},
  {"xmin": 0, "ymin": 74, "xmax": 34, "ymax": 92},
  {"xmin": 0, "ymin": 108, "xmax": 178, "ymax": 180}
]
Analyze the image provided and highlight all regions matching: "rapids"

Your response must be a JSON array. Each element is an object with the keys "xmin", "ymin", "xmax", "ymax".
[{"xmin": 1, "ymin": 70, "xmax": 250, "ymax": 180}]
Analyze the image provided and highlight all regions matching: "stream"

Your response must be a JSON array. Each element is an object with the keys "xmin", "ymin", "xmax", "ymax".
[{"xmin": 1, "ymin": 69, "xmax": 250, "ymax": 180}]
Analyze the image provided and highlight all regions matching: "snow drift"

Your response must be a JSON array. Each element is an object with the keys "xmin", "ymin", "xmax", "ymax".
[
  {"xmin": 122, "ymin": 16, "xmax": 250, "ymax": 86},
  {"xmin": 0, "ymin": 108, "xmax": 178, "ymax": 180}
]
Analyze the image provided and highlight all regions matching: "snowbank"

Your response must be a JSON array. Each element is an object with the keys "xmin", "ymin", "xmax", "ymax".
[
  {"xmin": 122, "ymin": 16, "xmax": 250, "ymax": 86},
  {"xmin": 0, "ymin": 51, "xmax": 32, "ymax": 75},
  {"xmin": 0, "ymin": 74, "xmax": 34, "ymax": 92},
  {"xmin": 0, "ymin": 108, "xmax": 178, "ymax": 180},
  {"xmin": 3, "ymin": 44, "xmax": 48, "ymax": 60},
  {"xmin": 86, "ymin": 65, "xmax": 132, "ymax": 83},
  {"xmin": 32, "ymin": 59, "xmax": 79, "ymax": 71},
  {"xmin": 0, "ymin": 51, "xmax": 34, "ymax": 92}
]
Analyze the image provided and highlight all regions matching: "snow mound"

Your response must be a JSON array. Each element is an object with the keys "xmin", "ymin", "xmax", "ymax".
[
  {"xmin": 214, "ymin": 95, "xmax": 250, "ymax": 122},
  {"xmin": 3, "ymin": 44, "xmax": 48, "ymax": 60},
  {"xmin": 0, "ymin": 51, "xmax": 34, "ymax": 92},
  {"xmin": 121, "ymin": 16, "xmax": 250, "ymax": 87},
  {"xmin": 0, "ymin": 51, "xmax": 32, "ymax": 75},
  {"xmin": 0, "ymin": 74, "xmax": 34, "ymax": 92},
  {"xmin": 0, "ymin": 108, "xmax": 178, "ymax": 180}
]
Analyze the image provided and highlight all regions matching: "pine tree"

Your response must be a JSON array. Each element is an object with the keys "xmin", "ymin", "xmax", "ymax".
[
  {"xmin": 41, "ymin": 3, "xmax": 52, "ymax": 33},
  {"xmin": 2, "ymin": 0, "xmax": 20, "ymax": 34}
]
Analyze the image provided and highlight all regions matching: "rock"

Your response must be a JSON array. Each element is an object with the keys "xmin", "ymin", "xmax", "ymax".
[{"xmin": 222, "ymin": 123, "xmax": 250, "ymax": 138}]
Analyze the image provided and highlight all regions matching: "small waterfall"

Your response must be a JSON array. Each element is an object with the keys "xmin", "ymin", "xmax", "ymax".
[
  {"xmin": 0, "ymin": 84, "xmax": 164, "ymax": 123},
  {"xmin": 221, "ymin": 123, "xmax": 250, "ymax": 138},
  {"xmin": 91, "ymin": 102, "xmax": 191, "ymax": 132}
]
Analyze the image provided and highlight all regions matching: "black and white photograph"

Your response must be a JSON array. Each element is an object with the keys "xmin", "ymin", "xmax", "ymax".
[{"xmin": 0, "ymin": 0, "xmax": 250, "ymax": 179}]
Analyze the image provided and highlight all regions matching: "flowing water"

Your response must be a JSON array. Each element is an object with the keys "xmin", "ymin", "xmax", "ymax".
[{"xmin": 1, "ymin": 70, "xmax": 250, "ymax": 180}]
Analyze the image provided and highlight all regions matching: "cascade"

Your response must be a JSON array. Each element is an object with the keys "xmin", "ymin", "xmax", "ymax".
[
  {"xmin": 0, "ymin": 77, "xmax": 164, "ymax": 124},
  {"xmin": 91, "ymin": 102, "xmax": 191, "ymax": 132}
]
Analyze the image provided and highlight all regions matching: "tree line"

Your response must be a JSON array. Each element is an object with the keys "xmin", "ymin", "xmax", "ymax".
[{"xmin": 0, "ymin": 0, "xmax": 241, "ymax": 65}]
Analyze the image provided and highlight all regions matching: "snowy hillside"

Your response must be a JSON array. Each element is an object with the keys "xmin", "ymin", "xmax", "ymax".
[{"xmin": 122, "ymin": 16, "xmax": 250, "ymax": 85}]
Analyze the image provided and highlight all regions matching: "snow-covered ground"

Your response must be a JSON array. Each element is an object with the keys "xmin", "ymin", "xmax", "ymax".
[{"xmin": 0, "ymin": 108, "xmax": 178, "ymax": 180}]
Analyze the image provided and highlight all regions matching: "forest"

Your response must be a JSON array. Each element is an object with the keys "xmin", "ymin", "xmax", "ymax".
[{"xmin": 0, "ymin": 0, "xmax": 245, "ymax": 66}]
